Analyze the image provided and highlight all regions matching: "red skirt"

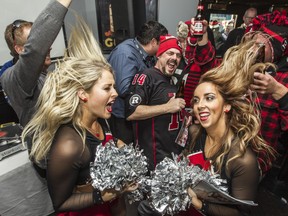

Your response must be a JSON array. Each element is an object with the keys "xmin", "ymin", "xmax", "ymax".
[
  {"xmin": 57, "ymin": 202, "xmax": 112, "ymax": 216},
  {"xmin": 178, "ymin": 206, "xmax": 204, "ymax": 216}
]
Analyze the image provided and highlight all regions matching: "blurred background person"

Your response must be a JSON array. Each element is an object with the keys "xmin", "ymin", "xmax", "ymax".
[
  {"xmin": 221, "ymin": 20, "xmax": 235, "ymax": 42},
  {"xmin": 220, "ymin": 7, "xmax": 257, "ymax": 56},
  {"xmin": 210, "ymin": 20, "xmax": 225, "ymax": 53},
  {"xmin": 1, "ymin": 1, "xmax": 73, "ymax": 215}
]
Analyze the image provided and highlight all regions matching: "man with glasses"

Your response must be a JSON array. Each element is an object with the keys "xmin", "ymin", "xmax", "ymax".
[
  {"xmin": 220, "ymin": 7, "xmax": 257, "ymax": 56},
  {"xmin": 0, "ymin": 1, "xmax": 73, "ymax": 216},
  {"xmin": 0, "ymin": 20, "xmax": 33, "ymax": 124},
  {"xmin": 0, "ymin": 20, "xmax": 32, "ymax": 77},
  {"xmin": 0, "ymin": 4, "xmax": 58, "ymax": 127}
]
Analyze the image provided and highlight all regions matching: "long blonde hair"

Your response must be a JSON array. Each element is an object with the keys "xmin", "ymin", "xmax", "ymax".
[
  {"xmin": 22, "ymin": 17, "xmax": 113, "ymax": 165},
  {"xmin": 187, "ymin": 39, "xmax": 276, "ymax": 172}
]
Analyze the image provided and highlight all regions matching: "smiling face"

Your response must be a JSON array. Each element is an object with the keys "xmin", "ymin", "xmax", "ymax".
[
  {"xmin": 156, "ymin": 48, "xmax": 182, "ymax": 77},
  {"xmin": 81, "ymin": 69, "xmax": 118, "ymax": 120},
  {"xmin": 192, "ymin": 82, "xmax": 230, "ymax": 132}
]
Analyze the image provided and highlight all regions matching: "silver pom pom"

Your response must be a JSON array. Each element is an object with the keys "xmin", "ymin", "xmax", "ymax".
[
  {"xmin": 149, "ymin": 154, "xmax": 227, "ymax": 215},
  {"xmin": 90, "ymin": 141, "xmax": 149, "ymax": 202}
]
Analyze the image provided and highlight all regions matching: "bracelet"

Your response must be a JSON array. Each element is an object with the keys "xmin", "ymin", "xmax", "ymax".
[
  {"xmin": 93, "ymin": 189, "xmax": 104, "ymax": 204},
  {"xmin": 200, "ymin": 200, "xmax": 209, "ymax": 215}
]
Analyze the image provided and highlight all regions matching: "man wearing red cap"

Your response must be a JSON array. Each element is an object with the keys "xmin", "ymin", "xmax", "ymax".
[
  {"xmin": 125, "ymin": 35, "xmax": 185, "ymax": 216},
  {"xmin": 125, "ymin": 35, "xmax": 185, "ymax": 172}
]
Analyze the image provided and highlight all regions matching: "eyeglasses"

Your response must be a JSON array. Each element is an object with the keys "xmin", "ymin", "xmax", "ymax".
[{"xmin": 11, "ymin": 20, "xmax": 26, "ymax": 42}]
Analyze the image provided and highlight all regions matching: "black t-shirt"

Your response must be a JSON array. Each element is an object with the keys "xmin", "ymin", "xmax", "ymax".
[{"xmin": 125, "ymin": 67, "xmax": 184, "ymax": 171}]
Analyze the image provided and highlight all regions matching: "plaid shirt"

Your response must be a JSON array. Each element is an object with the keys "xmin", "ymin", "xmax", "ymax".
[
  {"xmin": 257, "ymin": 71, "xmax": 288, "ymax": 150},
  {"xmin": 183, "ymin": 37, "xmax": 220, "ymax": 106}
]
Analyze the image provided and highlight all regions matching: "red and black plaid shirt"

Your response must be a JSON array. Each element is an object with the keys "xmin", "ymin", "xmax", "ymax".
[
  {"xmin": 183, "ymin": 37, "xmax": 220, "ymax": 106},
  {"xmin": 257, "ymin": 71, "xmax": 288, "ymax": 150}
]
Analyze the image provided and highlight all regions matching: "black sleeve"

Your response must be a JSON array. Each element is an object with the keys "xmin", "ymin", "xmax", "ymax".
[
  {"xmin": 46, "ymin": 126, "xmax": 95, "ymax": 212},
  {"xmin": 125, "ymin": 71, "xmax": 151, "ymax": 118},
  {"xmin": 278, "ymin": 92, "xmax": 288, "ymax": 110},
  {"xmin": 206, "ymin": 148, "xmax": 260, "ymax": 216}
]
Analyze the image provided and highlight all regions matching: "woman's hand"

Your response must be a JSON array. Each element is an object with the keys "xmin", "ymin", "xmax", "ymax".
[
  {"xmin": 187, "ymin": 187, "xmax": 203, "ymax": 210},
  {"xmin": 115, "ymin": 138, "xmax": 126, "ymax": 148},
  {"xmin": 101, "ymin": 188, "xmax": 121, "ymax": 202},
  {"xmin": 251, "ymin": 72, "xmax": 288, "ymax": 100},
  {"xmin": 101, "ymin": 182, "xmax": 138, "ymax": 202},
  {"xmin": 123, "ymin": 181, "xmax": 139, "ymax": 193}
]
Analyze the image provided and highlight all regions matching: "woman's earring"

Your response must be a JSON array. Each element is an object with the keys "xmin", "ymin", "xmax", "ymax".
[
  {"xmin": 224, "ymin": 109, "xmax": 229, "ymax": 113},
  {"xmin": 82, "ymin": 98, "xmax": 88, "ymax": 102}
]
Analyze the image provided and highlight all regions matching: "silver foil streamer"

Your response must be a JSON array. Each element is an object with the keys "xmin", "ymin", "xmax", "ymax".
[
  {"xmin": 150, "ymin": 154, "xmax": 227, "ymax": 215},
  {"xmin": 90, "ymin": 141, "xmax": 149, "ymax": 201}
]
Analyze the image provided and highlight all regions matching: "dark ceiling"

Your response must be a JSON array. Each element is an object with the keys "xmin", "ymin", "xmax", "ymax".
[
  {"xmin": 206, "ymin": 0, "xmax": 288, "ymax": 6},
  {"xmin": 205, "ymin": 0, "xmax": 287, "ymax": 16},
  {"xmin": 204, "ymin": 0, "xmax": 287, "ymax": 26}
]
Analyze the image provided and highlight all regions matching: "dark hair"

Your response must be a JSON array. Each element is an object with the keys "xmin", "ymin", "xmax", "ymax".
[
  {"xmin": 5, "ymin": 20, "xmax": 33, "ymax": 58},
  {"xmin": 136, "ymin": 20, "xmax": 168, "ymax": 45}
]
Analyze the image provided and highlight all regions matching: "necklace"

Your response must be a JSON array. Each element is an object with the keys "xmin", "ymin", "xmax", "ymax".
[{"xmin": 86, "ymin": 121, "xmax": 102, "ymax": 138}]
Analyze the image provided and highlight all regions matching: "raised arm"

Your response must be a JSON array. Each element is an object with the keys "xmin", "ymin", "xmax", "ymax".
[{"xmin": 13, "ymin": 0, "xmax": 71, "ymax": 93}]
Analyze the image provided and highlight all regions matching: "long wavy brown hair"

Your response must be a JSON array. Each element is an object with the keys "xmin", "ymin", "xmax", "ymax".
[{"xmin": 185, "ymin": 38, "xmax": 276, "ymax": 173}]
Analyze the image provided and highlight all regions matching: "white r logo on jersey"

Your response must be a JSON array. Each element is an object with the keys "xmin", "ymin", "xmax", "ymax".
[{"xmin": 129, "ymin": 94, "xmax": 142, "ymax": 106}]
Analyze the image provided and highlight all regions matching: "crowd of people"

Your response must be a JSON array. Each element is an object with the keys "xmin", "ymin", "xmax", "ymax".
[{"xmin": 0, "ymin": 0, "xmax": 287, "ymax": 215}]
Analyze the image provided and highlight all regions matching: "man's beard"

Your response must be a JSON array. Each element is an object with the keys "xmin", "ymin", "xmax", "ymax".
[{"xmin": 161, "ymin": 59, "xmax": 177, "ymax": 77}]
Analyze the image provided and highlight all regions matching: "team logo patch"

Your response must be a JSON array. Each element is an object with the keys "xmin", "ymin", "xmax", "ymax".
[{"xmin": 129, "ymin": 94, "xmax": 142, "ymax": 106}]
